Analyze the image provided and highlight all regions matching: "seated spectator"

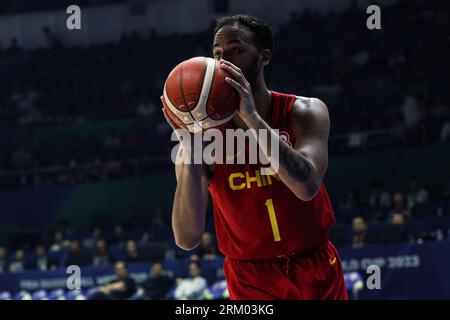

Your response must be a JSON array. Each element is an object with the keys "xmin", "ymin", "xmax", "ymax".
[
  {"xmin": 49, "ymin": 231, "xmax": 70, "ymax": 253},
  {"xmin": 151, "ymin": 208, "xmax": 166, "ymax": 228},
  {"xmin": 92, "ymin": 239, "xmax": 114, "ymax": 266},
  {"xmin": 83, "ymin": 227, "xmax": 103, "ymax": 250},
  {"xmin": 390, "ymin": 212, "xmax": 406, "ymax": 225},
  {"xmin": 110, "ymin": 224, "xmax": 127, "ymax": 247},
  {"xmin": 87, "ymin": 261, "xmax": 137, "ymax": 300},
  {"xmin": 57, "ymin": 218, "xmax": 74, "ymax": 238},
  {"xmin": 406, "ymin": 176, "xmax": 429, "ymax": 209},
  {"xmin": 340, "ymin": 189, "xmax": 362, "ymax": 210},
  {"xmin": 388, "ymin": 212, "xmax": 411, "ymax": 243},
  {"xmin": 368, "ymin": 179, "xmax": 391, "ymax": 208},
  {"xmin": 65, "ymin": 240, "xmax": 92, "ymax": 267},
  {"xmin": 0, "ymin": 246, "xmax": 8, "ymax": 273},
  {"xmin": 392, "ymin": 192, "xmax": 410, "ymax": 216},
  {"xmin": 351, "ymin": 216, "xmax": 368, "ymax": 248},
  {"xmin": 133, "ymin": 262, "xmax": 174, "ymax": 300},
  {"xmin": 30, "ymin": 245, "xmax": 58, "ymax": 271},
  {"xmin": 140, "ymin": 208, "xmax": 167, "ymax": 243},
  {"xmin": 174, "ymin": 261, "xmax": 207, "ymax": 300},
  {"xmin": 125, "ymin": 240, "xmax": 141, "ymax": 263},
  {"xmin": 195, "ymin": 232, "xmax": 218, "ymax": 260},
  {"xmin": 9, "ymin": 249, "xmax": 27, "ymax": 273}
]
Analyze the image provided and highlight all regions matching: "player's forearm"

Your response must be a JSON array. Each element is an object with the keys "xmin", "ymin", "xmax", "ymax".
[
  {"xmin": 244, "ymin": 113, "xmax": 321, "ymax": 201},
  {"xmin": 172, "ymin": 147, "xmax": 207, "ymax": 250}
]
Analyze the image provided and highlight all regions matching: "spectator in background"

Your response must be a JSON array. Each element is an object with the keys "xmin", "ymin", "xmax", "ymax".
[
  {"xmin": 389, "ymin": 212, "xmax": 411, "ymax": 243},
  {"xmin": 390, "ymin": 212, "xmax": 406, "ymax": 225},
  {"xmin": 368, "ymin": 180, "xmax": 391, "ymax": 208},
  {"xmin": 136, "ymin": 100, "xmax": 156, "ymax": 117},
  {"xmin": 133, "ymin": 262, "xmax": 174, "ymax": 300},
  {"xmin": 444, "ymin": 177, "xmax": 450, "ymax": 199},
  {"xmin": 30, "ymin": 245, "xmax": 57, "ymax": 271},
  {"xmin": 440, "ymin": 121, "xmax": 450, "ymax": 142},
  {"xmin": 57, "ymin": 219, "xmax": 74, "ymax": 238},
  {"xmin": 103, "ymin": 128, "xmax": 123, "ymax": 152},
  {"xmin": 125, "ymin": 240, "xmax": 141, "ymax": 263},
  {"xmin": 92, "ymin": 239, "xmax": 114, "ymax": 266},
  {"xmin": 341, "ymin": 189, "xmax": 362, "ymax": 210},
  {"xmin": 65, "ymin": 240, "xmax": 91, "ymax": 267},
  {"xmin": 195, "ymin": 232, "xmax": 218, "ymax": 260},
  {"xmin": 401, "ymin": 94, "xmax": 423, "ymax": 128},
  {"xmin": 392, "ymin": 192, "xmax": 409, "ymax": 216},
  {"xmin": 9, "ymin": 249, "xmax": 27, "ymax": 273},
  {"xmin": 0, "ymin": 246, "xmax": 8, "ymax": 273},
  {"xmin": 351, "ymin": 216, "xmax": 368, "ymax": 248},
  {"xmin": 49, "ymin": 230, "xmax": 70, "ymax": 253},
  {"xmin": 406, "ymin": 176, "xmax": 429, "ymax": 209},
  {"xmin": 110, "ymin": 224, "xmax": 127, "ymax": 247},
  {"xmin": 141, "ymin": 208, "xmax": 167, "ymax": 243},
  {"xmin": 151, "ymin": 208, "xmax": 166, "ymax": 228},
  {"xmin": 83, "ymin": 227, "xmax": 103, "ymax": 250},
  {"xmin": 87, "ymin": 261, "xmax": 137, "ymax": 300},
  {"xmin": 174, "ymin": 261, "xmax": 207, "ymax": 300}
]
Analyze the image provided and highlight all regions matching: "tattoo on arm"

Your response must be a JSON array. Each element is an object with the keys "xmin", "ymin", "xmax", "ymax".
[{"xmin": 278, "ymin": 141, "xmax": 312, "ymax": 182}]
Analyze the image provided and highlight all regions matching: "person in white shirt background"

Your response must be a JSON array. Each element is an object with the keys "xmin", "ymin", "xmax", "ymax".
[{"xmin": 174, "ymin": 261, "xmax": 207, "ymax": 300}]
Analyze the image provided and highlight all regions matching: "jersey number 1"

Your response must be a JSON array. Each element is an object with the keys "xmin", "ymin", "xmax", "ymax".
[{"xmin": 265, "ymin": 198, "xmax": 281, "ymax": 242}]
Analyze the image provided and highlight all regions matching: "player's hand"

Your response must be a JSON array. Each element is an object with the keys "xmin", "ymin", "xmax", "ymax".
[
  {"xmin": 220, "ymin": 59, "xmax": 258, "ymax": 122},
  {"xmin": 161, "ymin": 95, "xmax": 190, "ymax": 142},
  {"xmin": 161, "ymin": 96, "xmax": 181, "ymax": 131}
]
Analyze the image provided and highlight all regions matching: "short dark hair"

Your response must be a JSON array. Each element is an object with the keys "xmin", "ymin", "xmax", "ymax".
[{"xmin": 214, "ymin": 14, "xmax": 273, "ymax": 52}]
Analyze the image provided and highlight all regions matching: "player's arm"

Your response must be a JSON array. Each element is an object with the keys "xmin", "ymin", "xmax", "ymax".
[
  {"xmin": 278, "ymin": 97, "xmax": 329, "ymax": 200},
  {"xmin": 162, "ymin": 107, "xmax": 208, "ymax": 250},
  {"xmin": 221, "ymin": 60, "xmax": 329, "ymax": 201},
  {"xmin": 173, "ymin": 149, "xmax": 209, "ymax": 250},
  {"xmin": 246, "ymin": 98, "xmax": 329, "ymax": 201}
]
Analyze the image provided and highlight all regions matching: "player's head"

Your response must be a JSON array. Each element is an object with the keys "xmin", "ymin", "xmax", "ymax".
[{"xmin": 213, "ymin": 14, "xmax": 273, "ymax": 85}]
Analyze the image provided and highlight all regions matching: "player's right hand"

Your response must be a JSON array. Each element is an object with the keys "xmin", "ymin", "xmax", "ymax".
[{"xmin": 161, "ymin": 96, "xmax": 180, "ymax": 131}]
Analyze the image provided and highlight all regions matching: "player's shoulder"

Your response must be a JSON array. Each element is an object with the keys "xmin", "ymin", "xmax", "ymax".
[{"xmin": 291, "ymin": 95, "xmax": 330, "ymax": 124}]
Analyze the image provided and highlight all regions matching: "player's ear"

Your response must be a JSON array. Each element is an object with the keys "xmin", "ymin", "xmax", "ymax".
[{"xmin": 260, "ymin": 49, "xmax": 272, "ymax": 66}]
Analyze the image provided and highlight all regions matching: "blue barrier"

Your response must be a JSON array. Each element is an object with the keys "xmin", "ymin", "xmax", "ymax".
[
  {"xmin": 339, "ymin": 240, "xmax": 450, "ymax": 299},
  {"xmin": 1, "ymin": 241, "xmax": 450, "ymax": 299}
]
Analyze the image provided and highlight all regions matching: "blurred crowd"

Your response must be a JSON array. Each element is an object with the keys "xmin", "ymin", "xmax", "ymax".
[
  {"xmin": 0, "ymin": 0, "xmax": 449, "ymax": 189},
  {"xmin": 1, "ymin": 174, "xmax": 449, "ymax": 275}
]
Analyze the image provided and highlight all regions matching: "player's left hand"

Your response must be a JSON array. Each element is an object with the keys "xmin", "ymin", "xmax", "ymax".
[{"xmin": 220, "ymin": 59, "xmax": 258, "ymax": 122}]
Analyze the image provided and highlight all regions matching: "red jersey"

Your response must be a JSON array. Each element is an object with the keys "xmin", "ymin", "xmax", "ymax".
[{"xmin": 208, "ymin": 91, "xmax": 336, "ymax": 260}]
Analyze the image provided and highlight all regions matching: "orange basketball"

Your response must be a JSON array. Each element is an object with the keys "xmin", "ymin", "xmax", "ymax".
[{"xmin": 161, "ymin": 57, "xmax": 239, "ymax": 133}]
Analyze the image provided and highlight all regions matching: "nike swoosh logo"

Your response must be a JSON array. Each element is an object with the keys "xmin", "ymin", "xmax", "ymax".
[{"xmin": 329, "ymin": 257, "xmax": 337, "ymax": 265}]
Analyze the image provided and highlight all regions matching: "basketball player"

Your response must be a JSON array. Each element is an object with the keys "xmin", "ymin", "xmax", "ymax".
[{"xmin": 162, "ymin": 15, "xmax": 347, "ymax": 300}]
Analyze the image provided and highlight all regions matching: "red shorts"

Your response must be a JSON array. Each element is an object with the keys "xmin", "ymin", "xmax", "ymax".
[{"xmin": 223, "ymin": 241, "xmax": 348, "ymax": 300}]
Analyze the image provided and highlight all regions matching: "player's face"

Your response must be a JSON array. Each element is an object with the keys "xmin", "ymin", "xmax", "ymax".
[{"xmin": 212, "ymin": 25, "xmax": 261, "ymax": 84}]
